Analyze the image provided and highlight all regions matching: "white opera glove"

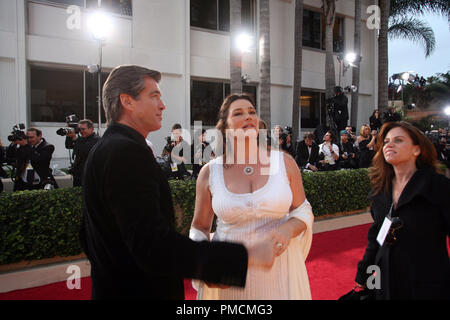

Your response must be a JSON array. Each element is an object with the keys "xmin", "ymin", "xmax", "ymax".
[
  {"xmin": 286, "ymin": 199, "xmax": 314, "ymax": 259},
  {"xmin": 189, "ymin": 227, "xmax": 210, "ymax": 242}
]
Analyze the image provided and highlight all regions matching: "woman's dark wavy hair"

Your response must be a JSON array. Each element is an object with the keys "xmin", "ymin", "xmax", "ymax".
[
  {"xmin": 369, "ymin": 121, "xmax": 440, "ymax": 196},
  {"xmin": 215, "ymin": 93, "xmax": 256, "ymax": 165}
]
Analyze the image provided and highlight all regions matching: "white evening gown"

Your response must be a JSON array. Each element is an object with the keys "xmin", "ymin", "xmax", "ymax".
[{"xmin": 191, "ymin": 150, "xmax": 314, "ymax": 300}]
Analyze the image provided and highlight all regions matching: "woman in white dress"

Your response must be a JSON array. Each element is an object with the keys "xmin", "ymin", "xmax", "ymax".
[{"xmin": 189, "ymin": 93, "xmax": 314, "ymax": 300}]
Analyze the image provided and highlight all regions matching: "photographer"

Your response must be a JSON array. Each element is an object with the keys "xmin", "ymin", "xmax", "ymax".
[
  {"xmin": 382, "ymin": 106, "xmax": 401, "ymax": 123},
  {"xmin": 161, "ymin": 123, "xmax": 190, "ymax": 180},
  {"xmin": 27, "ymin": 127, "xmax": 58, "ymax": 189},
  {"xmin": 0, "ymin": 138, "xmax": 8, "ymax": 192},
  {"xmin": 191, "ymin": 129, "xmax": 215, "ymax": 178},
  {"xmin": 280, "ymin": 126, "xmax": 295, "ymax": 158},
  {"xmin": 318, "ymin": 131, "xmax": 340, "ymax": 171},
  {"xmin": 5, "ymin": 126, "xmax": 32, "ymax": 191},
  {"xmin": 65, "ymin": 119, "xmax": 100, "ymax": 186},
  {"xmin": 357, "ymin": 125, "xmax": 377, "ymax": 168},
  {"xmin": 295, "ymin": 132, "xmax": 319, "ymax": 172},
  {"xmin": 331, "ymin": 86, "xmax": 349, "ymax": 132},
  {"xmin": 338, "ymin": 130, "xmax": 357, "ymax": 169}
]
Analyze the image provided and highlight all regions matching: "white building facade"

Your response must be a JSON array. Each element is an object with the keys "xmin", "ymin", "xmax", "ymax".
[{"xmin": 0, "ymin": 0, "xmax": 378, "ymax": 169}]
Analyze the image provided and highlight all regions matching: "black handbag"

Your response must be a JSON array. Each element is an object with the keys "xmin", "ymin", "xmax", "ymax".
[{"xmin": 338, "ymin": 286, "xmax": 375, "ymax": 300}]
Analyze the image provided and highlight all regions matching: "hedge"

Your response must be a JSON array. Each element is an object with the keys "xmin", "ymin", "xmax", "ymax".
[{"xmin": 0, "ymin": 169, "xmax": 371, "ymax": 265}]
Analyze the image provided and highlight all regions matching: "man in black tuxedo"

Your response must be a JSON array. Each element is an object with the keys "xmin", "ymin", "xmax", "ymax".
[
  {"xmin": 80, "ymin": 65, "xmax": 275, "ymax": 299},
  {"xmin": 295, "ymin": 132, "xmax": 319, "ymax": 171},
  {"xmin": 26, "ymin": 128, "xmax": 58, "ymax": 189}
]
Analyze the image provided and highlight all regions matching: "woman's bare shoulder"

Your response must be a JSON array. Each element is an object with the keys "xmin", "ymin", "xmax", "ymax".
[{"xmin": 282, "ymin": 151, "xmax": 300, "ymax": 176}]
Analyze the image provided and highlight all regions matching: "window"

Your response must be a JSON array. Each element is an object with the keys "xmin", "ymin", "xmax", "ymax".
[
  {"xmin": 190, "ymin": 0, "xmax": 255, "ymax": 32},
  {"xmin": 30, "ymin": 65, "xmax": 108, "ymax": 123},
  {"xmin": 325, "ymin": 16, "xmax": 344, "ymax": 52},
  {"xmin": 303, "ymin": 10, "xmax": 321, "ymax": 49},
  {"xmin": 37, "ymin": 0, "xmax": 83, "ymax": 5},
  {"xmin": 85, "ymin": 71, "xmax": 108, "ymax": 123},
  {"xmin": 300, "ymin": 90, "xmax": 326, "ymax": 129},
  {"xmin": 86, "ymin": 0, "xmax": 132, "ymax": 16},
  {"xmin": 191, "ymin": 80, "xmax": 257, "ymax": 126},
  {"xmin": 34, "ymin": 0, "xmax": 133, "ymax": 16},
  {"xmin": 241, "ymin": 0, "xmax": 255, "ymax": 33},
  {"xmin": 303, "ymin": 9, "xmax": 344, "ymax": 52}
]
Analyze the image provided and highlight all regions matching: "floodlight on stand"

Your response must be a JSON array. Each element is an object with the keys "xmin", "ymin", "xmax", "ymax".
[
  {"xmin": 444, "ymin": 106, "xmax": 450, "ymax": 116},
  {"xmin": 87, "ymin": 10, "xmax": 113, "ymax": 41},
  {"xmin": 344, "ymin": 85, "xmax": 358, "ymax": 93},
  {"xmin": 401, "ymin": 72, "xmax": 410, "ymax": 81},
  {"xmin": 236, "ymin": 33, "xmax": 253, "ymax": 53},
  {"xmin": 345, "ymin": 52, "xmax": 357, "ymax": 63},
  {"xmin": 87, "ymin": 64, "xmax": 99, "ymax": 73}
]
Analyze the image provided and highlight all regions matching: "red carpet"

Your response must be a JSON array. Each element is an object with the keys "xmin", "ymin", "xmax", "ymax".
[{"xmin": 0, "ymin": 224, "xmax": 371, "ymax": 300}]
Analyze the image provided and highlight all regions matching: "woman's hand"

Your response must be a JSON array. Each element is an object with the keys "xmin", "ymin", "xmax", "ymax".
[{"xmin": 270, "ymin": 228, "xmax": 292, "ymax": 257}]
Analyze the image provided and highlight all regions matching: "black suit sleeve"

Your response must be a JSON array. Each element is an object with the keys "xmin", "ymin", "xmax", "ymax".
[
  {"xmin": 104, "ymin": 143, "xmax": 248, "ymax": 287},
  {"xmin": 65, "ymin": 136, "xmax": 75, "ymax": 149},
  {"xmin": 31, "ymin": 144, "xmax": 54, "ymax": 179}
]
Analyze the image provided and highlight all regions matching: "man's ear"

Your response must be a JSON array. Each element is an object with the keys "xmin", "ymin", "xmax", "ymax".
[{"xmin": 120, "ymin": 93, "xmax": 134, "ymax": 112}]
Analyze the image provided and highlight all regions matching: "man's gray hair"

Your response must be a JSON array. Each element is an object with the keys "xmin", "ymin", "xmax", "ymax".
[
  {"xmin": 102, "ymin": 65, "xmax": 162, "ymax": 124},
  {"xmin": 79, "ymin": 119, "xmax": 94, "ymax": 129}
]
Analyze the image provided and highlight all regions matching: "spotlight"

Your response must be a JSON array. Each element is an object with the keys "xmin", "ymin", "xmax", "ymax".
[
  {"xmin": 344, "ymin": 85, "xmax": 358, "ymax": 93},
  {"xmin": 87, "ymin": 10, "xmax": 113, "ymax": 41},
  {"xmin": 87, "ymin": 64, "xmax": 99, "ymax": 73},
  {"xmin": 236, "ymin": 33, "xmax": 253, "ymax": 53},
  {"xmin": 241, "ymin": 74, "xmax": 250, "ymax": 84},
  {"xmin": 401, "ymin": 72, "xmax": 410, "ymax": 81},
  {"xmin": 444, "ymin": 106, "xmax": 450, "ymax": 116},
  {"xmin": 345, "ymin": 52, "xmax": 357, "ymax": 63}
]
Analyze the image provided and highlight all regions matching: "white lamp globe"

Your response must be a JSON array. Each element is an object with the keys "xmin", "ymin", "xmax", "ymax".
[{"xmin": 87, "ymin": 11, "xmax": 113, "ymax": 41}]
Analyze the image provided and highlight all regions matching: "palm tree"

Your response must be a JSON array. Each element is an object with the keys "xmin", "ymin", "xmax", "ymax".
[
  {"xmin": 323, "ymin": 0, "xmax": 337, "ymax": 100},
  {"xmin": 259, "ymin": 0, "xmax": 271, "ymax": 128},
  {"xmin": 291, "ymin": 0, "xmax": 303, "ymax": 144},
  {"xmin": 230, "ymin": 0, "xmax": 242, "ymax": 93},
  {"xmin": 350, "ymin": 0, "xmax": 362, "ymax": 127},
  {"xmin": 378, "ymin": 0, "xmax": 450, "ymax": 112},
  {"xmin": 378, "ymin": 0, "xmax": 390, "ymax": 113},
  {"xmin": 404, "ymin": 71, "xmax": 450, "ymax": 109}
]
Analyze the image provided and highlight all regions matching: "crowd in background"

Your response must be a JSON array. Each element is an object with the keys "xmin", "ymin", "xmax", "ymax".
[
  {"xmin": 1, "ymin": 109, "xmax": 450, "ymax": 191},
  {"xmin": 159, "ymin": 110, "xmax": 449, "ymax": 179}
]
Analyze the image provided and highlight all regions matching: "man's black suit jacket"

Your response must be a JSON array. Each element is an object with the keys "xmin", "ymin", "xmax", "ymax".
[
  {"xmin": 295, "ymin": 140, "xmax": 319, "ymax": 169},
  {"xmin": 30, "ymin": 138, "xmax": 57, "ymax": 187},
  {"xmin": 80, "ymin": 123, "xmax": 248, "ymax": 299}
]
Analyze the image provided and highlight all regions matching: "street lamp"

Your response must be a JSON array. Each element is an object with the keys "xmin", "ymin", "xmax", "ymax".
[
  {"xmin": 236, "ymin": 32, "xmax": 253, "ymax": 53},
  {"xmin": 445, "ymin": 105, "xmax": 450, "ymax": 130},
  {"xmin": 337, "ymin": 52, "xmax": 360, "ymax": 86},
  {"xmin": 444, "ymin": 106, "xmax": 450, "ymax": 116},
  {"xmin": 87, "ymin": 10, "xmax": 112, "ymax": 135}
]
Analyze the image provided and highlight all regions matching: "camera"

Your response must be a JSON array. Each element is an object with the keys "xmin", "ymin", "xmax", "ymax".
[
  {"xmin": 163, "ymin": 136, "xmax": 176, "ymax": 154},
  {"xmin": 56, "ymin": 114, "xmax": 80, "ymax": 136},
  {"xmin": 7, "ymin": 124, "xmax": 27, "ymax": 142},
  {"xmin": 283, "ymin": 126, "xmax": 292, "ymax": 135}
]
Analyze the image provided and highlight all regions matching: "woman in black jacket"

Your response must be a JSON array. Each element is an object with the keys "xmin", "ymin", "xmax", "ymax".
[
  {"xmin": 369, "ymin": 110, "xmax": 382, "ymax": 132},
  {"xmin": 355, "ymin": 121, "xmax": 450, "ymax": 300}
]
